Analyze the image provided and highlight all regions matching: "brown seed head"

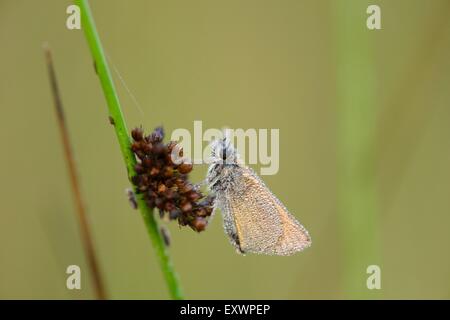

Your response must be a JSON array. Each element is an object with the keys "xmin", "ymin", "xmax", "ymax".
[{"xmin": 130, "ymin": 126, "xmax": 215, "ymax": 233}]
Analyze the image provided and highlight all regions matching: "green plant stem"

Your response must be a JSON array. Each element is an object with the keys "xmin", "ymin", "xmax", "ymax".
[
  {"xmin": 75, "ymin": 0, "xmax": 183, "ymax": 299},
  {"xmin": 333, "ymin": 1, "xmax": 381, "ymax": 298}
]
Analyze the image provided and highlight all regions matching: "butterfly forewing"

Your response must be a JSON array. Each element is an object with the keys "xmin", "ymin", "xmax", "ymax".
[{"xmin": 226, "ymin": 167, "xmax": 311, "ymax": 255}]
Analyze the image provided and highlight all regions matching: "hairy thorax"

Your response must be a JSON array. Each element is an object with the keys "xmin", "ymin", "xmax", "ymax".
[{"xmin": 207, "ymin": 163, "xmax": 243, "ymax": 194}]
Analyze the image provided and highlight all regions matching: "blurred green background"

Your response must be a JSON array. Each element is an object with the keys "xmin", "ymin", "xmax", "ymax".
[{"xmin": 1, "ymin": 0, "xmax": 449, "ymax": 299}]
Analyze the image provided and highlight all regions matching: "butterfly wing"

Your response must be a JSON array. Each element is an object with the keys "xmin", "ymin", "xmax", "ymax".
[{"xmin": 226, "ymin": 167, "xmax": 311, "ymax": 255}]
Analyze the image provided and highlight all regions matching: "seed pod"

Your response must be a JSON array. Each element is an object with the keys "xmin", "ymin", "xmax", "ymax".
[
  {"xmin": 178, "ymin": 163, "xmax": 193, "ymax": 174},
  {"xmin": 191, "ymin": 218, "xmax": 207, "ymax": 232},
  {"xmin": 187, "ymin": 191, "xmax": 201, "ymax": 202},
  {"xmin": 164, "ymin": 201, "xmax": 175, "ymax": 212},
  {"xmin": 130, "ymin": 126, "xmax": 215, "ymax": 234},
  {"xmin": 157, "ymin": 183, "xmax": 167, "ymax": 194},
  {"xmin": 163, "ymin": 166, "xmax": 174, "ymax": 178},
  {"xmin": 135, "ymin": 163, "xmax": 145, "ymax": 174},
  {"xmin": 169, "ymin": 209, "xmax": 181, "ymax": 220},
  {"xmin": 149, "ymin": 126, "xmax": 164, "ymax": 142},
  {"xmin": 180, "ymin": 202, "xmax": 192, "ymax": 213},
  {"xmin": 155, "ymin": 197, "xmax": 165, "ymax": 208},
  {"xmin": 150, "ymin": 167, "xmax": 160, "ymax": 176},
  {"xmin": 131, "ymin": 127, "xmax": 144, "ymax": 141}
]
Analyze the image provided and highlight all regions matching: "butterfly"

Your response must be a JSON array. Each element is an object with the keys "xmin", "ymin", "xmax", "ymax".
[{"xmin": 206, "ymin": 138, "xmax": 311, "ymax": 255}]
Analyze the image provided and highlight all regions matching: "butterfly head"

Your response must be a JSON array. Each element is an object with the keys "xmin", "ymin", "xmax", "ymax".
[{"xmin": 210, "ymin": 137, "xmax": 240, "ymax": 166}]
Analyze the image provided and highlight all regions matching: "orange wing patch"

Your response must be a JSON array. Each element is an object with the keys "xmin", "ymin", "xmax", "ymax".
[{"xmin": 226, "ymin": 167, "xmax": 311, "ymax": 255}]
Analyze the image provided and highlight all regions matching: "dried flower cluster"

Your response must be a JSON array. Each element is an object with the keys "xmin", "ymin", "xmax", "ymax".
[{"xmin": 131, "ymin": 126, "xmax": 214, "ymax": 232}]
